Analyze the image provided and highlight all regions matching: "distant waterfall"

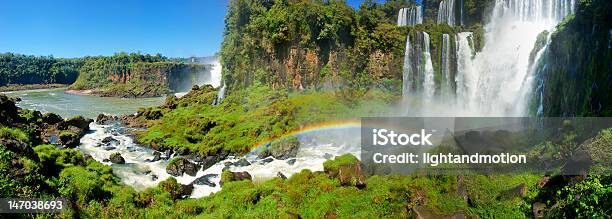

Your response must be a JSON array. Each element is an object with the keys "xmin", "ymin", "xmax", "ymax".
[
  {"xmin": 400, "ymin": 0, "xmax": 575, "ymax": 116},
  {"xmin": 437, "ymin": 0, "xmax": 456, "ymax": 26},
  {"xmin": 402, "ymin": 35, "xmax": 412, "ymax": 96},
  {"xmin": 440, "ymin": 34, "xmax": 452, "ymax": 98},
  {"xmin": 397, "ymin": 6, "xmax": 423, "ymax": 27}
]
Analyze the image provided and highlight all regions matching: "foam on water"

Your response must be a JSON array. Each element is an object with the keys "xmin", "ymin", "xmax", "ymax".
[{"xmin": 78, "ymin": 123, "xmax": 360, "ymax": 198}]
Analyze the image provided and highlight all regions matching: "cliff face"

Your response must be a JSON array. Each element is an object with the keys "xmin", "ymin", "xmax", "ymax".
[
  {"xmin": 220, "ymin": 0, "xmax": 407, "ymax": 93},
  {"xmin": 535, "ymin": 0, "xmax": 612, "ymax": 116},
  {"xmin": 220, "ymin": 0, "xmax": 490, "ymax": 96},
  {"xmin": 71, "ymin": 61, "xmax": 208, "ymax": 97}
]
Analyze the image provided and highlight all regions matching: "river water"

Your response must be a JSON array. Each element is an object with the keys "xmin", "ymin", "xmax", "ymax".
[
  {"xmin": 2, "ymin": 88, "xmax": 164, "ymax": 119},
  {"xmin": 2, "ymin": 87, "xmax": 360, "ymax": 198}
]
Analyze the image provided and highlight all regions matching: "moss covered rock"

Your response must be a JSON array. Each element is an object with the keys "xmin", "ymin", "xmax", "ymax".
[{"xmin": 323, "ymin": 154, "xmax": 366, "ymax": 189}]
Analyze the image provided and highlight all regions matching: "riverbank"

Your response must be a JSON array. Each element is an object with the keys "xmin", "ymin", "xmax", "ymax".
[{"xmin": 0, "ymin": 83, "xmax": 68, "ymax": 92}]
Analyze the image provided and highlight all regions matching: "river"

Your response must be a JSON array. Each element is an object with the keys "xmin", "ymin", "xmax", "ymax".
[
  {"xmin": 2, "ymin": 87, "xmax": 361, "ymax": 198},
  {"xmin": 2, "ymin": 88, "xmax": 165, "ymax": 119}
]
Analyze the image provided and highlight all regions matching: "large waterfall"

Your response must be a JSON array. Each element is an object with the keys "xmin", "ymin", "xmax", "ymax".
[
  {"xmin": 397, "ymin": 6, "xmax": 423, "ymax": 27},
  {"xmin": 437, "ymin": 0, "xmax": 456, "ymax": 26},
  {"xmin": 401, "ymin": 0, "xmax": 575, "ymax": 116}
]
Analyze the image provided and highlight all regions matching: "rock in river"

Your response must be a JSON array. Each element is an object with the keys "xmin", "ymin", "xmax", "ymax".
[{"xmin": 166, "ymin": 157, "xmax": 200, "ymax": 177}]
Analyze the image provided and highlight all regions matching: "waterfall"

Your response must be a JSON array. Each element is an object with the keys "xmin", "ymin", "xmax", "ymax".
[
  {"xmin": 455, "ymin": 32, "xmax": 476, "ymax": 109},
  {"xmin": 402, "ymin": 34, "xmax": 412, "ymax": 96},
  {"xmin": 397, "ymin": 6, "xmax": 423, "ymax": 27},
  {"xmin": 437, "ymin": 0, "xmax": 456, "ymax": 26},
  {"xmin": 213, "ymin": 81, "xmax": 226, "ymax": 106},
  {"xmin": 400, "ymin": 0, "xmax": 575, "ymax": 116},
  {"xmin": 401, "ymin": 31, "xmax": 434, "ymax": 100},
  {"xmin": 460, "ymin": 0, "xmax": 464, "ymax": 26},
  {"xmin": 422, "ymin": 33, "xmax": 435, "ymax": 100},
  {"xmin": 440, "ymin": 34, "xmax": 452, "ymax": 98}
]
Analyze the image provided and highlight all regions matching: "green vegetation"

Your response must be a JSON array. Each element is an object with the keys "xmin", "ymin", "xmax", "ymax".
[
  {"xmin": 135, "ymin": 84, "xmax": 396, "ymax": 155},
  {"xmin": 70, "ymin": 52, "xmax": 208, "ymax": 97},
  {"xmin": 536, "ymin": 0, "xmax": 612, "ymax": 116},
  {"xmin": 0, "ymin": 52, "xmax": 207, "ymax": 97},
  {"xmin": 0, "ymin": 53, "xmax": 81, "ymax": 87}
]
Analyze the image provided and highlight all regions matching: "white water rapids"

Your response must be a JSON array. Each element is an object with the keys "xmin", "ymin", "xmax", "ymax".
[{"xmin": 78, "ymin": 123, "xmax": 360, "ymax": 198}]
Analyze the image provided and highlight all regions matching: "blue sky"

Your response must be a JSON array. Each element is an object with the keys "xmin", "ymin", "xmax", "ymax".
[{"xmin": 0, "ymin": 0, "xmax": 384, "ymax": 58}]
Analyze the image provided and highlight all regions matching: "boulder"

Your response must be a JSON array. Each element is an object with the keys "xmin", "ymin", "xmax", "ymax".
[
  {"xmin": 220, "ymin": 171, "xmax": 252, "ymax": 186},
  {"xmin": 323, "ymin": 153, "xmax": 333, "ymax": 160},
  {"xmin": 287, "ymin": 159, "xmax": 297, "ymax": 165},
  {"xmin": 146, "ymin": 151, "xmax": 162, "ymax": 162},
  {"xmin": 191, "ymin": 174, "xmax": 218, "ymax": 187},
  {"xmin": 260, "ymin": 157, "xmax": 274, "ymax": 164},
  {"xmin": 42, "ymin": 113, "xmax": 63, "ymax": 125},
  {"xmin": 323, "ymin": 154, "xmax": 366, "ymax": 189},
  {"xmin": 257, "ymin": 137, "xmax": 300, "ymax": 160},
  {"xmin": 181, "ymin": 184, "xmax": 194, "ymax": 197},
  {"xmin": 101, "ymin": 136, "xmax": 119, "ymax": 145},
  {"xmin": 166, "ymin": 157, "xmax": 200, "ymax": 177},
  {"xmin": 96, "ymin": 114, "xmax": 118, "ymax": 125},
  {"xmin": 109, "ymin": 152, "xmax": 125, "ymax": 164},
  {"xmin": 234, "ymin": 158, "xmax": 251, "ymax": 167},
  {"xmin": 277, "ymin": 172, "xmax": 287, "ymax": 180}
]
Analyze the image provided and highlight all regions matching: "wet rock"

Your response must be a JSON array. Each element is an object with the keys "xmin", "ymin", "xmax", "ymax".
[
  {"xmin": 532, "ymin": 202, "xmax": 546, "ymax": 218},
  {"xmin": 109, "ymin": 152, "xmax": 125, "ymax": 164},
  {"xmin": 57, "ymin": 131, "xmax": 80, "ymax": 148},
  {"xmin": 220, "ymin": 171, "xmax": 252, "ymax": 186},
  {"xmin": 96, "ymin": 114, "xmax": 118, "ymax": 125},
  {"xmin": 101, "ymin": 136, "xmax": 119, "ymax": 145},
  {"xmin": 287, "ymin": 159, "xmax": 297, "ymax": 165},
  {"xmin": 323, "ymin": 154, "xmax": 366, "ymax": 189},
  {"xmin": 102, "ymin": 146, "xmax": 116, "ymax": 151},
  {"xmin": 234, "ymin": 158, "xmax": 251, "ymax": 167},
  {"xmin": 83, "ymin": 154, "xmax": 93, "ymax": 161},
  {"xmin": 42, "ymin": 113, "xmax": 63, "ymax": 125},
  {"xmin": 151, "ymin": 174, "xmax": 158, "ymax": 181},
  {"xmin": 412, "ymin": 206, "xmax": 466, "ymax": 219},
  {"xmin": 146, "ymin": 151, "xmax": 162, "ymax": 162},
  {"xmin": 166, "ymin": 157, "xmax": 201, "ymax": 177},
  {"xmin": 181, "ymin": 184, "xmax": 194, "ymax": 197},
  {"xmin": 277, "ymin": 172, "xmax": 287, "ymax": 180},
  {"xmin": 257, "ymin": 137, "xmax": 300, "ymax": 160},
  {"xmin": 191, "ymin": 174, "xmax": 218, "ymax": 187},
  {"xmin": 260, "ymin": 157, "xmax": 274, "ymax": 164},
  {"xmin": 323, "ymin": 153, "xmax": 333, "ymax": 160},
  {"xmin": 197, "ymin": 152, "xmax": 229, "ymax": 171},
  {"xmin": 103, "ymin": 158, "xmax": 110, "ymax": 162}
]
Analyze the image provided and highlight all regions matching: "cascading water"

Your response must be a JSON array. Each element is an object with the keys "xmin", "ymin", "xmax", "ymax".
[
  {"xmin": 397, "ymin": 6, "xmax": 423, "ymax": 27},
  {"xmin": 213, "ymin": 81, "xmax": 226, "ymax": 106},
  {"xmin": 402, "ymin": 35, "xmax": 412, "ymax": 96},
  {"xmin": 440, "ymin": 34, "xmax": 452, "ymax": 98},
  {"xmin": 422, "ymin": 33, "xmax": 435, "ymax": 101},
  {"xmin": 402, "ymin": 0, "xmax": 575, "ymax": 116},
  {"xmin": 437, "ymin": 0, "xmax": 456, "ymax": 26},
  {"xmin": 402, "ymin": 31, "xmax": 435, "ymax": 101},
  {"xmin": 454, "ymin": 32, "xmax": 477, "ymax": 109}
]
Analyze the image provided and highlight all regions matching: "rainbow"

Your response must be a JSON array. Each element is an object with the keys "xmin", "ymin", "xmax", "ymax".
[{"xmin": 248, "ymin": 120, "xmax": 362, "ymax": 156}]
